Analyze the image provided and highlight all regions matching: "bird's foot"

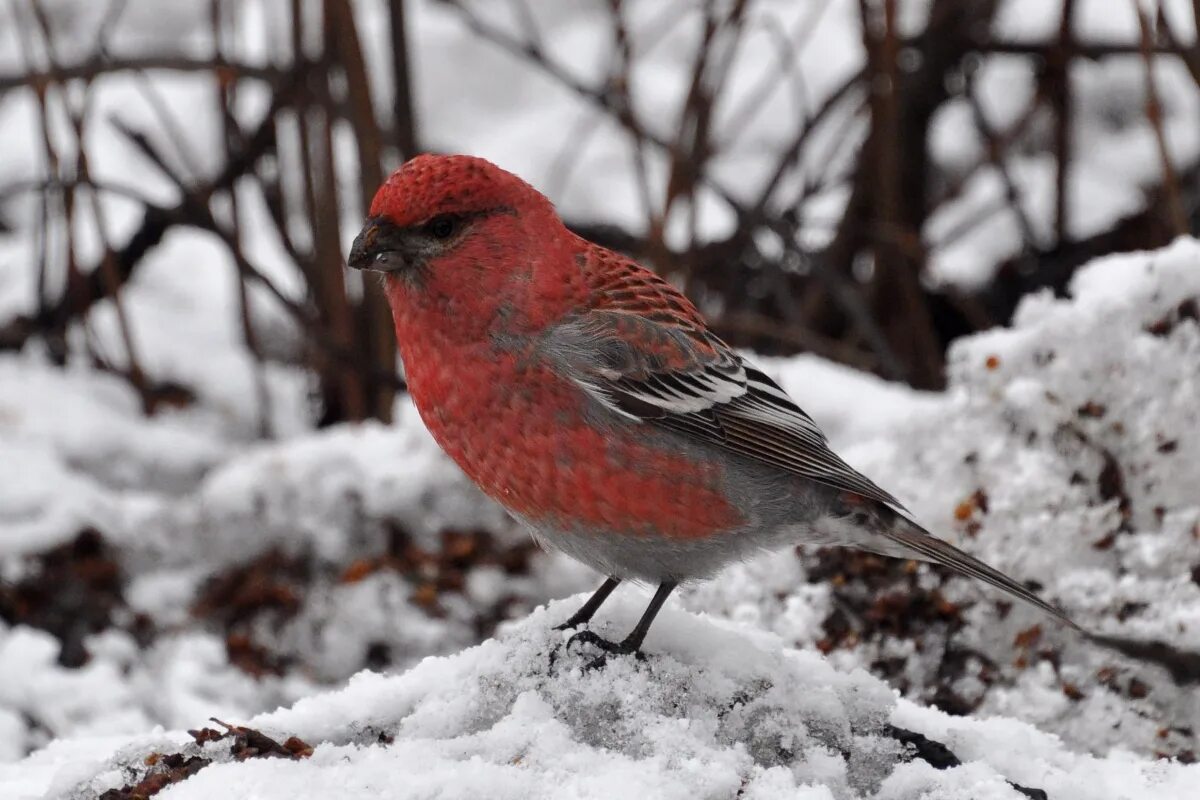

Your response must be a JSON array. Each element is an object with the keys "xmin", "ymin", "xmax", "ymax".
[{"xmin": 565, "ymin": 629, "xmax": 644, "ymax": 670}]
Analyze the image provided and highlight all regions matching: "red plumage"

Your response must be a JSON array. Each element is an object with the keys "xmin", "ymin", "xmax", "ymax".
[
  {"xmin": 378, "ymin": 163, "xmax": 742, "ymax": 541},
  {"xmin": 347, "ymin": 153, "xmax": 1081, "ymax": 662}
]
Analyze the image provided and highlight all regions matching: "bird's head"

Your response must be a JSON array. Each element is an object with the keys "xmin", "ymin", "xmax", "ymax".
[
  {"xmin": 348, "ymin": 154, "xmax": 566, "ymax": 283},
  {"xmin": 348, "ymin": 155, "xmax": 585, "ymax": 337}
]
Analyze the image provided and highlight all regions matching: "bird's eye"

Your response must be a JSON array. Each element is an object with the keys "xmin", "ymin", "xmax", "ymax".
[{"xmin": 427, "ymin": 215, "xmax": 457, "ymax": 240}]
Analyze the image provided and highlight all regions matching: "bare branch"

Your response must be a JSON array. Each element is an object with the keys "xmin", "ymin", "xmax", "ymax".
[{"xmin": 0, "ymin": 54, "xmax": 283, "ymax": 95}]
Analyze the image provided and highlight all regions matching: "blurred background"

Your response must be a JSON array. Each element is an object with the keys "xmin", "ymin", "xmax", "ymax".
[
  {"xmin": 2, "ymin": 0, "xmax": 1197, "ymax": 423},
  {"xmin": 1, "ymin": 0, "xmax": 1199, "ymax": 766}
]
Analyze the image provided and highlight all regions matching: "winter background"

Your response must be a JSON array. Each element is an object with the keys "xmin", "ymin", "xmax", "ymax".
[{"xmin": 1, "ymin": 1, "xmax": 1199, "ymax": 798}]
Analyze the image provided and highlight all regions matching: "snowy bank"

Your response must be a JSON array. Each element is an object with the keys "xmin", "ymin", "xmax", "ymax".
[{"xmin": 7, "ymin": 597, "xmax": 1198, "ymax": 800}]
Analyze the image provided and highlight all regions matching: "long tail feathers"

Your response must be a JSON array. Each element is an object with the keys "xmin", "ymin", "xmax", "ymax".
[
  {"xmin": 884, "ymin": 522, "xmax": 1085, "ymax": 634},
  {"xmin": 881, "ymin": 523, "xmax": 1200, "ymax": 683}
]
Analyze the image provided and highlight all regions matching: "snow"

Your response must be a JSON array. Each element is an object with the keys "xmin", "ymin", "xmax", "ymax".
[{"xmin": 6, "ymin": 599, "xmax": 1198, "ymax": 800}]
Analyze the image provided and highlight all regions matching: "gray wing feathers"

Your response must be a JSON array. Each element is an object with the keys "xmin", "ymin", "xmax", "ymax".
[{"xmin": 721, "ymin": 368, "xmax": 908, "ymax": 511}]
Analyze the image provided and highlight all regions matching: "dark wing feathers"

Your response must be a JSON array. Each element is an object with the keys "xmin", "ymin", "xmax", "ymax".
[
  {"xmin": 651, "ymin": 366, "xmax": 910, "ymax": 514},
  {"xmin": 549, "ymin": 259, "xmax": 908, "ymax": 514}
]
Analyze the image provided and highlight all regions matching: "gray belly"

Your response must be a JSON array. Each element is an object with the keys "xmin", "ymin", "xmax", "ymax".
[
  {"xmin": 511, "ymin": 425, "xmax": 843, "ymax": 582},
  {"xmin": 517, "ymin": 517, "xmax": 805, "ymax": 582}
]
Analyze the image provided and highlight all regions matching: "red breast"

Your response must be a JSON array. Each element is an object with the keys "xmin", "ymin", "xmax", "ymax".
[{"xmin": 385, "ymin": 275, "xmax": 742, "ymax": 541}]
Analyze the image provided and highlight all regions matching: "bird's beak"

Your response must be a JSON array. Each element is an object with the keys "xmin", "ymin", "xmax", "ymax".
[{"xmin": 347, "ymin": 216, "xmax": 408, "ymax": 273}]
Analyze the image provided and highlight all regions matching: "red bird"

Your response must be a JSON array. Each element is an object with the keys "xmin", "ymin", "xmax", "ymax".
[{"xmin": 348, "ymin": 154, "xmax": 1078, "ymax": 663}]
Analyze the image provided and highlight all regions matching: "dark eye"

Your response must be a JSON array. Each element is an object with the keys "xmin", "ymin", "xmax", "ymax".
[{"xmin": 427, "ymin": 215, "xmax": 457, "ymax": 239}]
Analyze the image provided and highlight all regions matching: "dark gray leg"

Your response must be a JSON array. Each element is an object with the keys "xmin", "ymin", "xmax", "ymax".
[
  {"xmin": 555, "ymin": 576, "xmax": 621, "ymax": 631},
  {"xmin": 568, "ymin": 582, "xmax": 677, "ymax": 667}
]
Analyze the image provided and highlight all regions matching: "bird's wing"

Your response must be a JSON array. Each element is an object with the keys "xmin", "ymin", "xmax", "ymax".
[{"xmin": 546, "ymin": 251, "xmax": 909, "ymax": 514}]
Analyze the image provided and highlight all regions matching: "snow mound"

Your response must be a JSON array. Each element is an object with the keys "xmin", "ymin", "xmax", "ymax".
[
  {"xmin": 684, "ymin": 238, "xmax": 1200, "ymax": 757},
  {"xmin": 10, "ymin": 596, "xmax": 1197, "ymax": 800}
]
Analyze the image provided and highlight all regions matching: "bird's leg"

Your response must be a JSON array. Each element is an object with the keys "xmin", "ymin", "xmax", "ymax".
[
  {"xmin": 568, "ymin": 582, "xmax": 676, "ymax": 668},
  {"xmin": 554, "ymin": 576, "xmax": 621, "ymax": 631}
]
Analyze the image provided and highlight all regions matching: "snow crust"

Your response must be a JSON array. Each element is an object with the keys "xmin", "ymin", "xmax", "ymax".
[{"xmin": 9, "ymin": 599, "xmax": 1200, "ymax": 800}]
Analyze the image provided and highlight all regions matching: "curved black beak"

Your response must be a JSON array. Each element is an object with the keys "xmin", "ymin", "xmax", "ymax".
[{"xmin": 347, "ymin": 216, "xmax": 408, "ymax": 273}]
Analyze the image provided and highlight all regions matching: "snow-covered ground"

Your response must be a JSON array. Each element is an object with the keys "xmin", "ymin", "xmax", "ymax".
[
  {"xmin": 3, "ymin": 1, "xmax": 1200, "ymax": 796},
  {"xmin": 7, "ymin": 600, "xmax": 1199, "ymax": 800}
]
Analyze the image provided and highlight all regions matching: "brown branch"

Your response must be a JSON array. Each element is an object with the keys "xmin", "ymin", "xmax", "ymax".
[
  {"xmin": 328, "ymin": 0, "xmax": 397, "ymax": 422},
  {"xmin": 930, "ymin": 94, "xmax": 1042, "ymax": 212},
  {"xmin": 23, "ymin": 0, "xmax": 153, "ymax": 409},
  {"xmin": 606, "ymin": 0, "xmax": 661, "ymax": 242},
  {"xmin": 809, "ymin": 0, "xmax": 995, "ymax": 389},
  {"xmin": 213, "ymin": 0, "xmax": 273, "ymax": 438},
  {"xmin": 1048, "ymin": 0, "xmax": 1077, "ymax": 244},
  {"xmin": 297, "ymin": 2, "xmax": 367, "ymax": 424},
  {"xmin": 108, "ymin": 114, "xmax": 406, "ymax": 393},
  {"xmin": 984, "ymin": 38, "xmax": 1197, "ymax": 60},
  {"xmin": 1135, "ymin": 4, "xmax": 1188, "ymax": 237},
  {"xmin": 715, "ymin": 3, "xmax": 835, "ymax": 149},
  {"xmin": 747, "ymin": 67, "xmax": 864, "ymax": 220},
  {"xmin": 964, "ymin": 76, "xmax": 1042, "ymax": 253},
  {"xmin": 104, "ymin": 120, "xmax": 310, "ymax": 326},
  {"xmin": 867, "ymin": 0, "xmax": 942, "ymax": 388},
  {"xmin": 1155, "ymin": 6, "xmax": 1200, "ymax": 88},
  {"xmin": 10, "ymin": 0, "xmax": 73, "ymax": 363},
  {"xmin": 663, "ymin": 0, "xmax": 727, "ymax": 230},
  {"xmin": 978, "ymin": 157, "xmax": 1200, "ymax": 323},
  {"xmin": 387, "ymin": 0, "xmax": 419, "ymax": 158},
  {"xmin": 0, "ymin": 73, "xmax": 295, "ymax": 352}
]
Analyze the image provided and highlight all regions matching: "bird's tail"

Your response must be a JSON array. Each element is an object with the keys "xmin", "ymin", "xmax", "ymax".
[
  {"xmin": 875, "ymin": 519, "xmax": 1200, "ymax": 682},
  {"xmin": 882, "ymin": 519, "xmax": 1084, "ymax": 634}
]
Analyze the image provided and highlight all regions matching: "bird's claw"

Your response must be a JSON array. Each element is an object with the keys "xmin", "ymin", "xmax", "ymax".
[
  {"xmin": 565, "ymin": 629, "xmax": 643, "ymax": 670},
  {"xmin": 566, "ymin": 629, "xmax": 624, "ymax": 654}
]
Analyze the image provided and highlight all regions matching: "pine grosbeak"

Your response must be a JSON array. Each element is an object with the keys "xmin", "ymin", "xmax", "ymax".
[{"xmin": 348, "ymin": 154, "xmax": 1078, "ymax": 663}]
